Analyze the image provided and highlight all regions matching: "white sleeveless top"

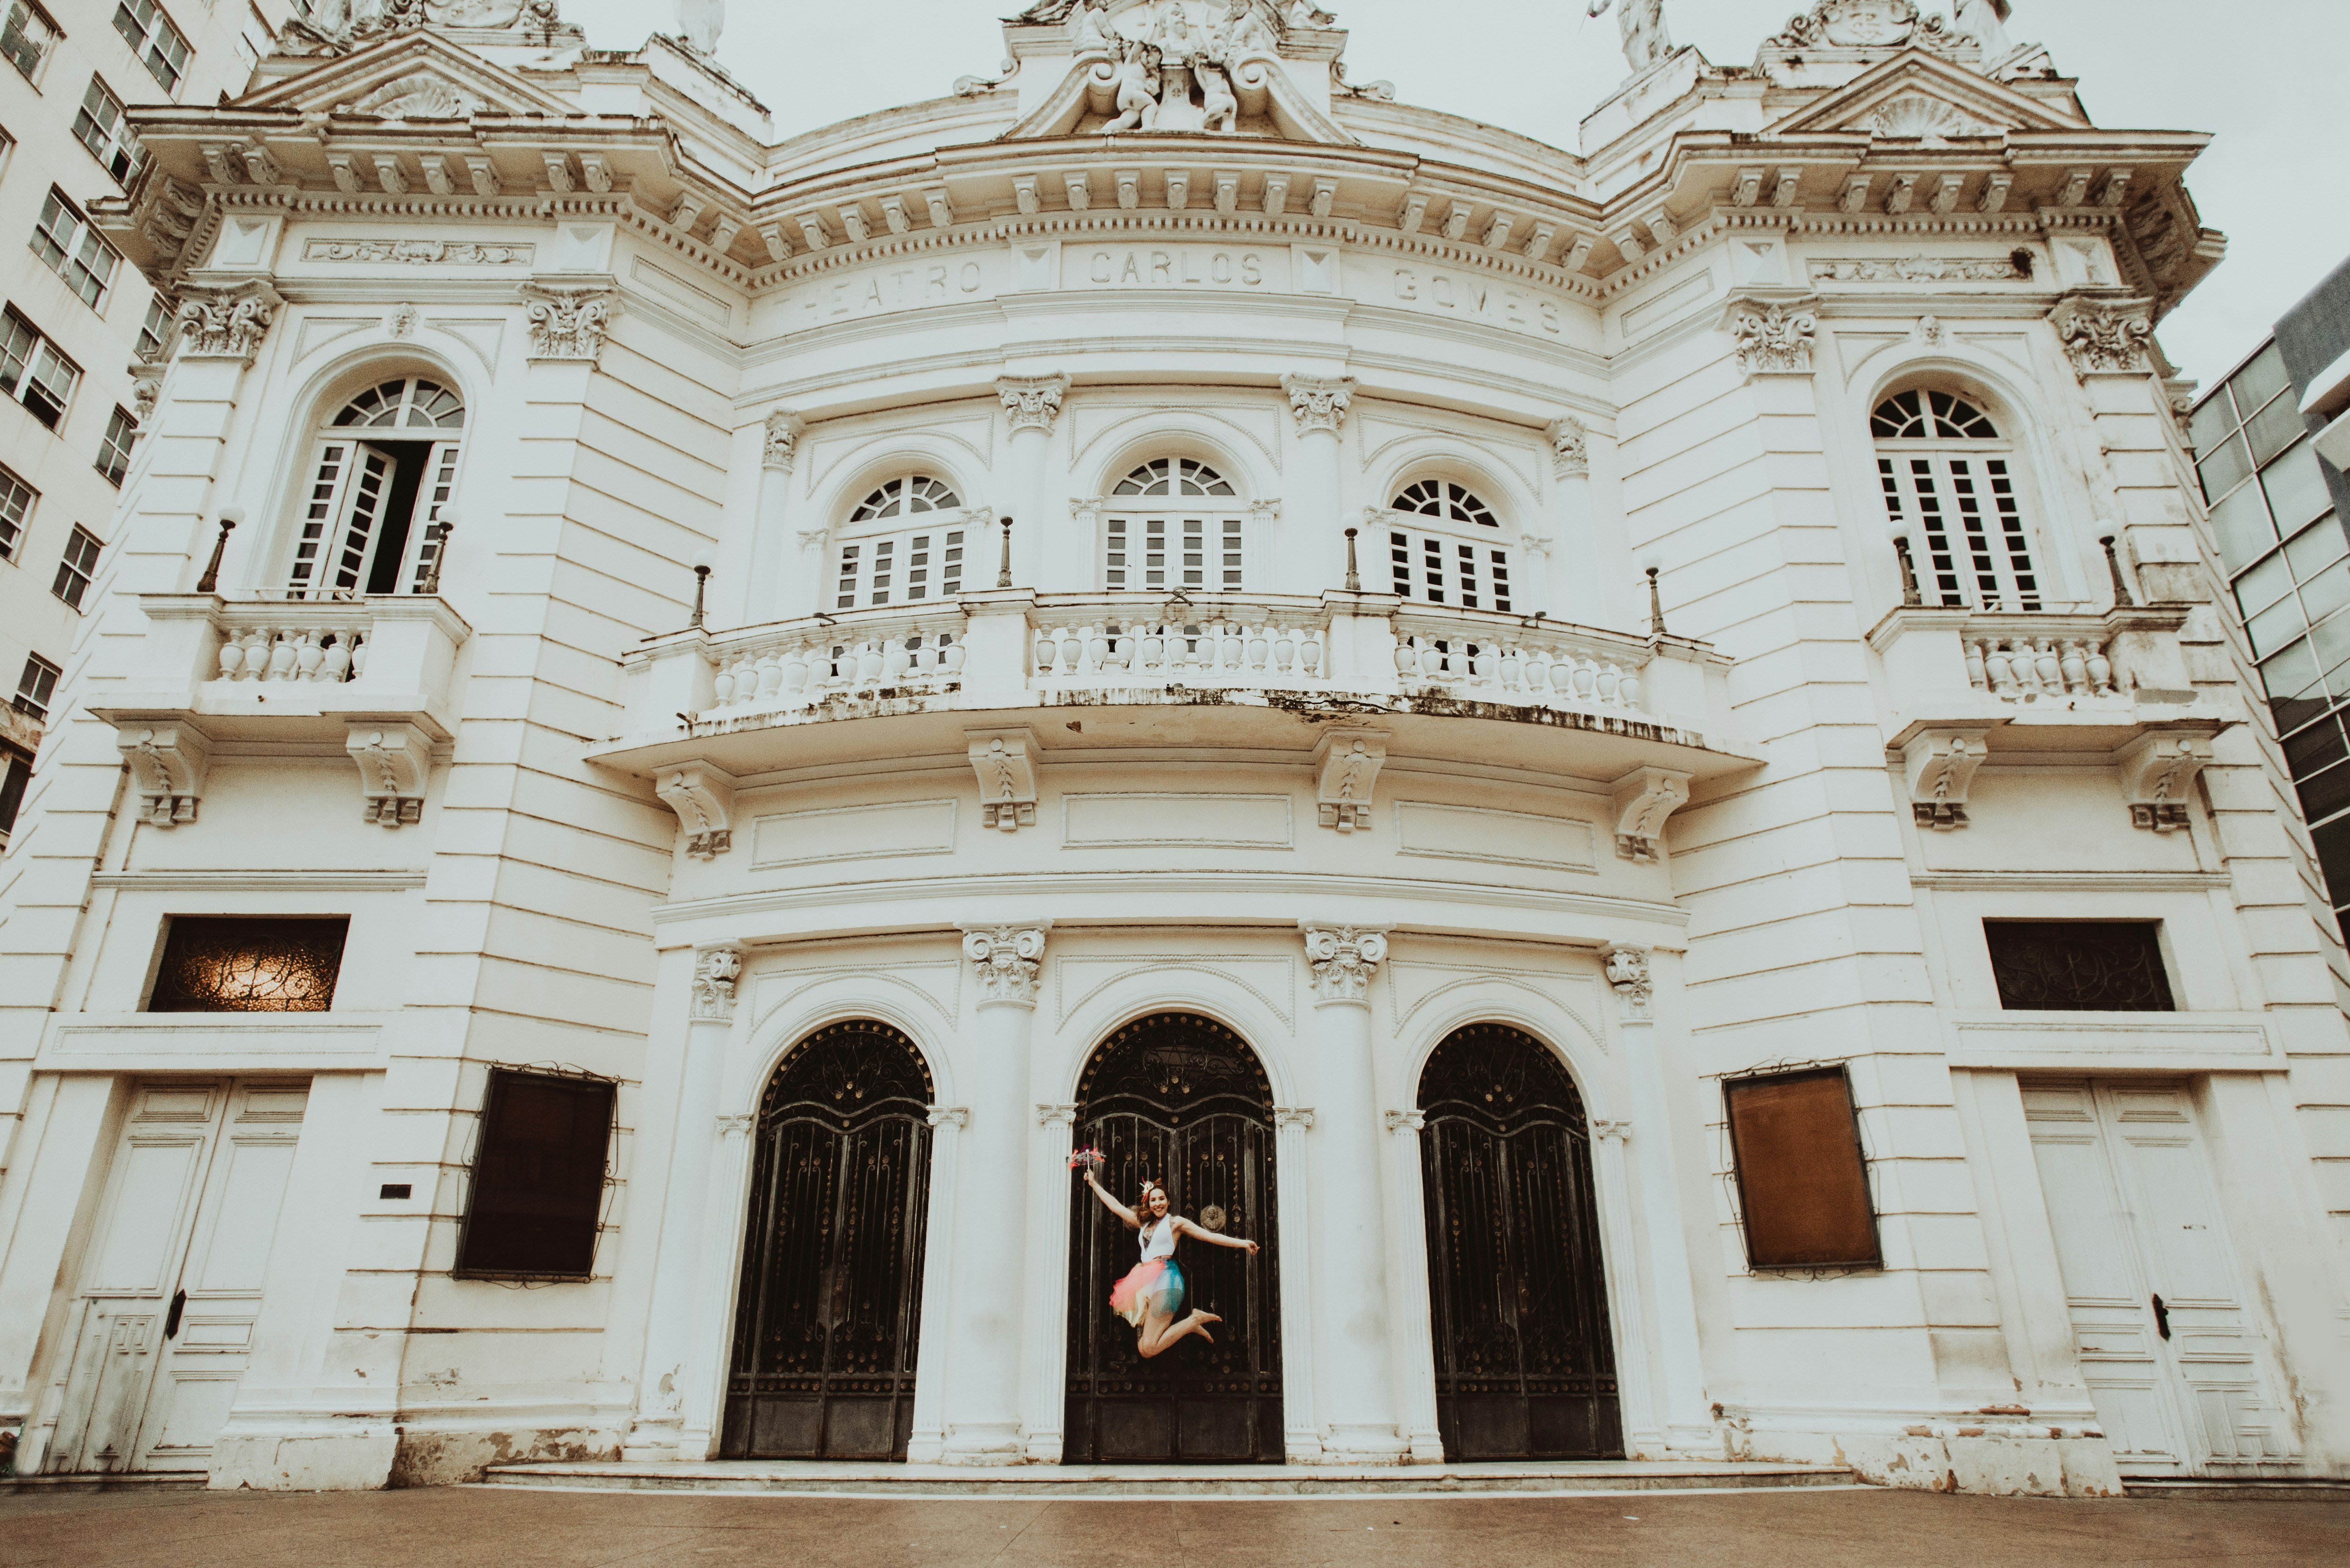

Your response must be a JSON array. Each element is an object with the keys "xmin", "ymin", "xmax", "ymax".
[{"xmin": 1139, "ymin": 1217, "xmax": 1177, "ymax": 1261}]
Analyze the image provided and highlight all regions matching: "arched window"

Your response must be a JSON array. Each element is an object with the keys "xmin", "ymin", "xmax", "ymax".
[
  {"xmin": 1105, "ymin": 459, "xmax": 1243, "ymax": 592},
  {"xmin": 1872, "ymin": 388, "xmax": 2040, "ymax": 611},
  {"xmin": 287, "ymin": 376, "xmax": 464, "ymax": 598},
  {"xmin": 1387, "ymin": 479, "xmax": 1511, "ymax": 612},
  {"xmin": 835, "ymin": 472, "xmax": 965, "ymax": 609}
]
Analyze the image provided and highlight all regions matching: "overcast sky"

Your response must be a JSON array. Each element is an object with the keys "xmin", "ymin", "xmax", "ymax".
[{"xmin": 561, "ymin": 0, "xmax": 2348, "ymax": 389}]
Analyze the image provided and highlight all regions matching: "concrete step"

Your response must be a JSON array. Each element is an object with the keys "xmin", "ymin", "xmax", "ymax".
[
  {"xmin": 0, "ymin": 1472, "xmax": 207, "ymax": 1495},
  {"xmin": 2121, "ymin": 1477, "xmax": 2350, "ymax": 1502},
  {"xmin": 475, "ymin": 1458, "xmax": 1860, "ymax": 1498}
]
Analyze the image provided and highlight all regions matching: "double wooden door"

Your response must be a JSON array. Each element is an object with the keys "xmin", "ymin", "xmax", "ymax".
[
  {"xmin": 1064, "ymin": 1013, "xmax": 1282, "ymax": 1463},
  {"xmin": 43, "ymin": 1079, "xmax": 309, "ymax": 1474},
  {"xmin": 2025, "ymin": 1081, "xmax": 2297, "ymax": 1474}
]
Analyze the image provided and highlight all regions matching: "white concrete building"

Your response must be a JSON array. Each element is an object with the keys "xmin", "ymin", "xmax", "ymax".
[
  {"xmin": 0, "ymin": 0, "xmax": 303, "ymax": 849},
  {"xmin": 0, "ymin": 0, "xmax": 2344, "ymax": 1496}
]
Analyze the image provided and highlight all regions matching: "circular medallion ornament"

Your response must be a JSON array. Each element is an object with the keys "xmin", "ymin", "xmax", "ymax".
[{"xmin": 1201, "ymin": 1204, "xmax": 1227, "ymax": 1233}]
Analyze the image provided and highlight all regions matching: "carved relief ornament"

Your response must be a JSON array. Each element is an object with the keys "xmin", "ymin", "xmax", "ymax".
[
  {"xmin": 1547, "ymin": 415, "xmax": 1591, "ymax": 479},
  {"xmin": 518, "ymin": 280, "xmax": 619, "ymax": 363},
  {"xmin": 691, "ymin": 942, "xmax": 745, "ymax": 1021},
  {"xmin": 1301, "ymin": 923, "xmax": 1387, "ymax": 1004},
  {"xmin": 175, "ymin": 279, "xmax": 285, "ymax": 366},
  {"xmin": 1601, "ymin": 944, "xmax": 1653, "ymax": 1020},
  {"xmin": 762, "ymin": 410, "xmax": 805, "ymax": 471},
  {"xmin": 1282, "ymin": 373, "xmax": 1354, "ymax": 436},
  {"xmin": 964, "ymin": 924, "xmax": 1048, "ymax": 1006},
  {"xmin": 1763, "ymin": 0, "xmax": 1968, "ymax": 55},
  {"xmin": 997, "ymin": 373, "xmax": 1070, "ymax": 433},
  {"xmin": 2049, "ymin": 294, "xmax": 2154, "ymax": 378},
  {"xmin": 1723, "ymin": 293, "xmax": 1820, "ymax": 379}
]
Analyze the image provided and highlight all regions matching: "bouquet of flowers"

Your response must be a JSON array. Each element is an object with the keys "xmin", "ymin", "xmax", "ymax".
[{"xmin": 1068, "ymin": 1145, "xmax": 1106, "ymax": 1176}]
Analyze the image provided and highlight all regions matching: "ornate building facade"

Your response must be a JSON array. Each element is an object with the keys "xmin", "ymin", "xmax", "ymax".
[{"xmin": 0, "ymin": 0, "xmax": 2344, "ymax": 1495}]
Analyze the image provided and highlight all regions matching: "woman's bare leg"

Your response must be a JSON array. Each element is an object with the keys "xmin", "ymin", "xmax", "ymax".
[
  {"xmin": 1139, "ymin": 1307, "xmax": 1220, "ymax": 1357},
  {"xmin": 1135, "ymin": 1298, "xmax": 1179, "ymax": 1358}
]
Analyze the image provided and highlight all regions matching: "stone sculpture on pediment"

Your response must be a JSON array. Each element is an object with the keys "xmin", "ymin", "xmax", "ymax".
[
  {"xmin": 349, "ymin": 71, "xmax": 489, "ymax": 119},
  {"xmin": 1589, "ymin": 0, "xmax": 1671, "ymax": 75},
  {"xmin": 1763, "ymin": 0, "xmax": 1970, "ymax": 57},
  {"xmin": 302, "ymin": 0, "xmax": 562, "ymax": 47}
]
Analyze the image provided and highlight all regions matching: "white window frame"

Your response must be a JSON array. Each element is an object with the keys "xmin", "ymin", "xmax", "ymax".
[
  {"xmin": 286, "ymin": 378, "xmax": 465, "ymax": 600},
  {"xmin": 32, "ymin": 189, "xmax": 119, "ymax": 310},
  {"xmin": 833, "ymin": 473, "xmax": 969, "ymax": 611},
  {"xmin": 112, "ymin": 0, "xmax": 187, "ymax": 96},
  {"xmin": 1383, "ymin": 478, "xmax": 1515, "ymax": 613},
  {"xmin": 97, "ymin": 404, "xmax": 137, "ymax": 485},
  {"xmin": 2, "ymin": 0, "xmax": 61, "ymax": 85},
  {"xmin": 134, "ymin": 294, "xmax": 170, "ymax": 361},
  {"xmin": 1873, "ymin": 389, "xmax": 2042, "ymax": 613},
  {"xmin": 1102, "ymin": 459, "xmax": 1245, "ymax": 593},
  {"xmin": 14, "ymin": 651, "xmax": 60, "ymax": 722},
  {"xmin": 72, "ymin": 75, "xmax": 142, "ymax": 184},
  {"xmin": 52, "ymin": 523, "xmax": 100, "ymax": 611},
  {"xmin": 0, "ymin": 462, "xmax": 33, "ymax": 560},
  {"xmin": 1, "ymin": 303, "xmax": 81, "ymax": 429}
]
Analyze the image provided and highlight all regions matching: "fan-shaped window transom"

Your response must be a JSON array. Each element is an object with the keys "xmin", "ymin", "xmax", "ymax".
[
  {"xmin": 1871, "ymin": 389, "xmax": 1999, "ymax": 441},
  {"xmin": 1114, "ymin": 459, "xmax": 1235, "ymax": 499},
  {"xmin": 1392, "ymin": 479, "xmax": 1499, "ymax": 530},
  {"xmin": 1872, "ymin": 387, "xmax": 2038, "ymax": 611},
  {"xmin": 331, "ymin": 377, "xmax": 465, "ymax": 430},
  {"xmin": 288, "ymin": 376, "xmax": 465, "ymax": 600},
  {"xmin": 851, "ymin": 474, "xmax": 962, "ymax": 523}
]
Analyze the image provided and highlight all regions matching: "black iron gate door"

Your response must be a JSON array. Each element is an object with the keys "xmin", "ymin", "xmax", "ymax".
[
  {"xmin": 721, "ymin": 1020, "xmax": 934, "ymax": 1460},
  {"xmin": 1065, "ymin": 1013, "xmax": 1282, "ymax": 1463},
  {"xmin": 1418, "ymin": 1022, "xmax": 1622, "ymax": 1460}
]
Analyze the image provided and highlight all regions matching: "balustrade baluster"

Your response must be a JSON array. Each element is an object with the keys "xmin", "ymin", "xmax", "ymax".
[
  {"xmin": 2032, "ymin": 640, "xmax": 2062, "ymax": 694},
  {"xmin": 2058, "ymin": 640, "xmax": 2088, "ymax": 694},
  {"xmin": 319, "ymin": 635, "xmax": 353, "ymax": 684},
  {"xmin": 2086, "ymin": 641, "xmax": 2113, "ymax": 695},
  {"xmin": 1964, "ymin": 638, "xmax": 1990, "ymax": 692}
]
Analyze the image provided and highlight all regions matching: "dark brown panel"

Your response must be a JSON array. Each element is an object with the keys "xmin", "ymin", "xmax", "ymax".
[{"xmin": 1724, "ymin": 1068, "xmax": 1881, "ymax": 1270}]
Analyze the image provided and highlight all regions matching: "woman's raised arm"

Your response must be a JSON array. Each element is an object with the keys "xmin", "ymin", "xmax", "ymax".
[
  {"xmin": 1084, "ymin": 1169, "xmax": 1141, "ymax": 1229},
  {"xmin": 1174, "ymin": 1216, "xmax": 1259, "ymax": 1254}
]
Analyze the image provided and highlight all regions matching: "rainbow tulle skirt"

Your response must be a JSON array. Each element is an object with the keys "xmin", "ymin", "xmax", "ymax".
[{"xmin": 1110, "ymin": 1258, "xmax": 1186, "ymax": 1327}]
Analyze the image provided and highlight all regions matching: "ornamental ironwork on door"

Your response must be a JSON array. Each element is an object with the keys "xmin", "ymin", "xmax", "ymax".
[
  {"xmin": 1417, "ymin": 1022, "xmax": 1622, "ymax": 1460},
  {"xmin": 721, "ymin": 1020, "xmax": 934, "ymax": 1460},
  {"xmin": 1065, "ymin": 1013, "xmax": 1283, "ymax": 1463}
]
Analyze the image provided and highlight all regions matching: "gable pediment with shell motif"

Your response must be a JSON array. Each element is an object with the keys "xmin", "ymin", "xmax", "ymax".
[
  {"xmin": 1765, "ymin": 51, "xmax": 2083, "ymax": 142},
  {"xmin": 239, "ymin": 29, "xmax": 578, "ymax": 120}
]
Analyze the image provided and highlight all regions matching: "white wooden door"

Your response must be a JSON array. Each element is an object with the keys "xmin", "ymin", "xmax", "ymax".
[
  {"xmin": 2024, "ymin": 1081, "xmax": 2297, "ymax": 1476},
  {"xmin": 45, "ymin": 1079, "xmax": 309, "ymax": 1474}
]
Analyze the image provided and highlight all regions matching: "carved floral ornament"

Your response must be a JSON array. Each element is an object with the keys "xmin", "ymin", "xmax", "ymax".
[
  {"xmin": 1281, "ymin": 372, "xmax": 1353, "ymax": 436},
  {"xmin": 997, "ymin": 374, "xmax": 1070, "ymax": 433},
  {"xmin": 1724, "ymin": 294, "xmax": 1820, "ymax": 378},
  {"xmin": 1763, "ymin": 0, "xmax": 1971, "ymax": 55},
  {"xmin": 964, "ymin": 925, "xmax": 1048, "ymax": 1006},
  {"xmin": 1601, "ymin": 944, "xmax": 1653, "ymax": 1019},
  {"xmin": 176, "ymin": 279, "xmax": 285, "ymax": 366},
  {"xmin": 1547, "ymin": 415, "xmax": 1590, "ymax": 479},
  {"xmin": 1301, "ymin": 924, "xmax": 1387, "ymax": 1004},
  {"xmin": 517, "ymin": 280, "xmax": 619, "ymax": 363},
  {"xmin": 299, "ymin": 0, "xmax": 562, "ymax": 48},
  {"xmin": 691, "ymin": 943, "xmax": 745, "ymax": 1021},
  {"xmin": 2049, "ymin": 294, "xmax": 2154, "ymax": 378},
  {"xmin": 762, "ymin": 410, "xmax": 805, "ymax": 471}
]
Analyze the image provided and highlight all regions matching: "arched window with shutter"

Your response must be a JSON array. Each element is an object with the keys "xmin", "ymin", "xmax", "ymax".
[
  {"xmin": 834, "ymin": 473, "xmax": 966, "ymax": 609},
  {"xmin": 1104, "ymin": 459, "xmax": 1244, "ymax": 592},
  {"xmin": 1388, "ymin": 478, "xmax": 1512, "ymax": 612},
  {"xmin": 1873, "ymin": 388, "xmax": 2040, "ymax": 611},
  {"xmin": 286, "ymin": 376, "xmax": 464, "ymax": 599}
]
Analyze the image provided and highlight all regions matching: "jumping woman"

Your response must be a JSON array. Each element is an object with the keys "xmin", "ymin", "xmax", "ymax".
[{"xmin": 1082, "ymin": 1167, "xmax": 1258, "ymax": 1358}]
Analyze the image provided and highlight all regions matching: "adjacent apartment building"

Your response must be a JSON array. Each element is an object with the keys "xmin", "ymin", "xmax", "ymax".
[
  {"xmin": 0, "ymin": 0, "xmax": 2346, "ymax": 1498},
  {"xmin": 0, "ymin": 0, "xmax": 301, "ymax": 847}
]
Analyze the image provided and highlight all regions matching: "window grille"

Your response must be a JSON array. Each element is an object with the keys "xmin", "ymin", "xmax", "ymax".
[
  {"xmin": 73, "ymin": 77, "xmax": 142, "ymax": 182},
  {"xmin": 1104, "ymin": 460, "xmax": 1244, "ymax": 591},
  {"xmin": 51, "ymin": 524, "xmax": 100, "ymax": 611},
  {"xmin": 146, "ymin": 916, "xmax": 349, "ymax": 1013},
  {"xmin": 32, "ymin": 189, "xmax": 119, "ymax": 309},
  {"xmin": 0, "ymin": 305, "xmax": 79, "ymax": 429},
  {"xmin": 13, "ymin": 652, "xmax": 58, "ymax": 722},
  {"xmin": 1, "ymin": 1, "xmax": 59, "ymax": 81},
  {"xmin": 288, "ymin": 378, "xmax": 465, "ymax": 598},
  {"xmin": 112, "ymin": 0, "xmax": 189, "ymax": 94},
  {"xmin": 1873, "ymin": 389, "xmax": 2040, "ymax": 610},
  {"xmin": 96, "ymin": 405, "xmax": 136, "ymax": 486},
  {"xmin": 455, "ymin": 1069, "xmax": 616, "ymax": 1280},
  {"xmin": 0, "ymin": 463, "xmax": 32, "ymax": 560},
  {"xmin": 835, "ymin": 474, "xmax": 965, "ymax": 609},
  {"xmin": 1983, "ymin": 921, "xmax": 2175, "ymax": 1012}
]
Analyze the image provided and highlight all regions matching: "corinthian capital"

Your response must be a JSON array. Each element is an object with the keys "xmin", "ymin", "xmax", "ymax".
[
  {"xmin": 691, "ymin": 942, "xmax": 746, "ymax": 1022},
  {"xmin": 762, "ymin": 409, "xmax": 805, "ymax": 470},
  {"xmin": 962, "ymin": 923, "xmax": 1048, "ymax": 1007},
  {"xmin": 2049, "ymin": 293, "xmax": 2154, "ymax": 379},
  {"xmin": 1546, "ymin": 415, "xmax": 1590, "ymax": 479},
  {"xmin": 175, "ymin": 278, "xmax": 284, "ymax": 366},
  {"xmin": 1600, "ymin": 943, "xmax": 1652, "ymax": 1021},
  {"xmin": 1301, "ymin": 923, "xmax": 1388, "ymax": 1005},
  {"xmin": 518, "ymin": 279, "xmax": 620, "ymax": 364},
  {"xmin": 1282, "ymin": 372, "xmax": 1354, "ymax": 436},
  {"xmin": 996, "ymin": 373, "xmax": 1069, "ymax": 433}
]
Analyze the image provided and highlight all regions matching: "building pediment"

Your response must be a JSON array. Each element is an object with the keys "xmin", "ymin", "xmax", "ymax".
[
  {"xmin": 239, "ymin": 28, "xmax": 577, "ymax": 120},
  {"xmin": 1002, "ymin": 50, "xmax": 1355, "ymax": 144},
  {"xmin": 1765, "ymin": 51, "xmax": 2082, "ymax": 141}
]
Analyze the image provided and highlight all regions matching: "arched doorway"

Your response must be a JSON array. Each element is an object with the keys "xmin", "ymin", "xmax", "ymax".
[
  {"xmin": 1416, "ymin": 1023, "xmax": 1622, "ymax": 1459},
  {"xmin": 1064, "ymin": 1013, "xmax": 1282, "ymax": 1463},
  {"xmin": 720, "ymin": 1020, "xmax": 935, "ymax": 1460}
]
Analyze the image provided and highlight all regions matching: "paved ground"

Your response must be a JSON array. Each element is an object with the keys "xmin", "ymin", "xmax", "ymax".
[{"xmin": 1, "ymin": 1483, "xmax": 2344, "ymax": 1566}]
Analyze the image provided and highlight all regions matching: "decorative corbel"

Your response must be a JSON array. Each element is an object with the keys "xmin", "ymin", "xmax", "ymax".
[
  {"xmin": 1312, "ymin": 728, "xmax": 1387, "ymax": 832},
  {"xmin": 968, "ymin": 727, "xmax": 1040, "ymax": 832},
  {"xmin": 117, "ymin": 723, "xmax": 210, "ymax": 828},
  {"xmin": 1612, "ymin": 766, "xmax": 1691, "ymax": 862},
  {"xmin": 1902, "ymin": 728, "xmax": 1990, "ymax": 830},
  {"xmin": 2117, "ymin": 732, "xmax": 2212, "ymax": 833},
  {"xmin": 656, "ymin": 764, "xmax": 736, "ymax": 859},
  {"xmin": 345, "ymin": 723, "xmax": 431, "ymax": 828}
]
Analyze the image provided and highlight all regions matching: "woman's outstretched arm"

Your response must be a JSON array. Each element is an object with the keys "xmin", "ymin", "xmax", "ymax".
[
  {"xmin": 1084, "ymin": 1169, "xmax": 1141, "ymax": 1229},
  {"xmin": 1173, "ymin": 1217, "xmax": 1260, "ymax": 1254}
]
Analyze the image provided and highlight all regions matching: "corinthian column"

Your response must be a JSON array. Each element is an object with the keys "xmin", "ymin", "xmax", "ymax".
[
  {"xmin": 996, "ymin": 376, "xmax": 1067, "ymax": 589},
  {"xmin": 627, "ymin": 941, "xmax": 743, "ymax": 1459},
  {"xmin": 942, "ymin": 921, "xmax": 1049, "ymax": 1462},
  {"xmin": 751, "ymin": 410, "xmax": 805, "ymax": 621},
  {"xmin": 1283, "ymin": 374, "xmax": 1354, "ymax": 592},
  {"xmin": 1300, "ymin": 921, "xmax": 1406, "ymax": 1462}
]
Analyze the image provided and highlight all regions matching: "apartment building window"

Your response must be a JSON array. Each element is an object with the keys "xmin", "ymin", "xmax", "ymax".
[
  {"xmin": 1874, "ymin": 388, "xmax": 2042, "ymax": 611},
  {"xmin": 0, "ymin": 463, "xmax": 33, "ymax": 560},
  {"xmin": 0, "ymin": 743, "xmax": 30, "ymax": 838},
  {"xmin": 33, "ymin": 189, "xmax": 120, "ymax": 309},
  {"xmin": 96, "ymin": 405, "xmax": 136, "ymax": 485},
  {"xmin": 1, "ymin": 305, "xmax": 80, "ymax": 428},
  {"xmin": 2194, "ymin": 341, "xmax": 2350, "ymax": 938},
  {"xmin": 134, "ymin": 294, "xmax": 170, "ymax": 361},
  {"xmin": 2, "ymin": 1, "xmax": 60, "ymax": 84},
  {"xmin": 112, "ymin": 0, "xmax": 188, "ymax": 95},
  {"xmin": 14, "ymin": 653, "xmax": 59, "ymax": 723},
  {"xmin": 52, "ymin": 525, "xmax": 99, "ymax": 610},
  {"xmin": 72, "ymin": 77, "xmax": 143, "ymax": 183}
]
